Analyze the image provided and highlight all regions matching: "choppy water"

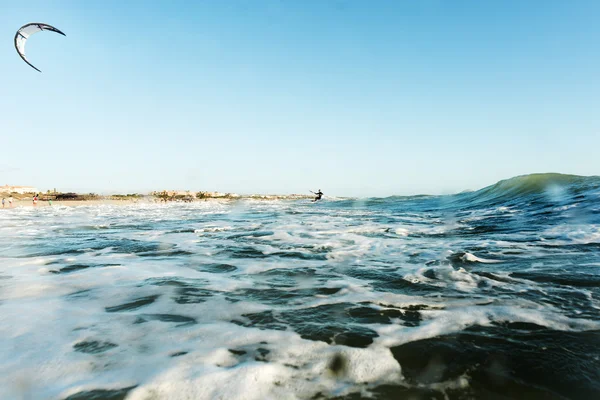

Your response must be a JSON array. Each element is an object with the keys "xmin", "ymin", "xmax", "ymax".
[{"xmin": 1, "ymin": 173, "xmax": 599, "ymax": 400}]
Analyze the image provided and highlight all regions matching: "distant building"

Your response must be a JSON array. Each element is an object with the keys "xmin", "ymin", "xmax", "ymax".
[{"xmin": 0, "ymin": 185, "xmax": 38, "ymax": 194}]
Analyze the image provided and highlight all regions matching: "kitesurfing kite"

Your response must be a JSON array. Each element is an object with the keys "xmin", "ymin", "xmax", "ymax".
[{"xmin": 14, "ymin": 23, "xmax": 65, "ymax": 72}]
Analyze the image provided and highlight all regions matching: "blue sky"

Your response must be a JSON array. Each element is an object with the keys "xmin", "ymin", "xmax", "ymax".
[{"xmin": 0, "ymin": 0, "xmax": 598, "ymax": 196}]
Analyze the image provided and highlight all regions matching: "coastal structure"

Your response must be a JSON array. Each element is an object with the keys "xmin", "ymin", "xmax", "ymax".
[
  {"xmin": 152, "ymin": 190, "xmax": 241, "ymax": 199},
  {"xmin": 0, "ymin": 185, "xmax": 38, "ymax": 194}
]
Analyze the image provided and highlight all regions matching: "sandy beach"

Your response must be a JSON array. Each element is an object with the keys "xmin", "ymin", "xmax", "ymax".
[{"xmin": 0, "ymin": 197, "xmax": 280, "ymax": 209}]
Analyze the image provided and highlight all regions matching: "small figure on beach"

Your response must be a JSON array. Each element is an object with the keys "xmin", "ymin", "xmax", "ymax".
[
  {"xmin": 8, "ymin": 196, "xmax": 13, "ymax": 207},
  {"xmin": 310, "ymin": 189, "xmax": 324, "ymax": 202},
  {"xmin": 33, "ymin": 195, "xmax": 38, "ymax": 206},
  {"xmin": 1, "ymin": 198, "xmax": 5, "ymax": 208}
]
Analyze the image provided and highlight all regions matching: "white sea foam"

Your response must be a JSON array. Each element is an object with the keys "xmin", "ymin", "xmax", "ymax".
[
  {"xmin": 1, "ymin": 198, "xmax": 599, "ymax": 399},
  {"xmin": 460, "ymin": 252, "xmax": 502, "ymax": 263}
]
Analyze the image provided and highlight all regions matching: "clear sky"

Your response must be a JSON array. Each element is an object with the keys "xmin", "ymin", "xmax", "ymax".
[{"xmin": 0, "ymin": 0, "xmax": 598, "ymax": 196}]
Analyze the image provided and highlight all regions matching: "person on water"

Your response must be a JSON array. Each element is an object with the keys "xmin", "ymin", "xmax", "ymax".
[{"xmin": 311, "ymin": 189, "xmax": 323, "ymax": 202}]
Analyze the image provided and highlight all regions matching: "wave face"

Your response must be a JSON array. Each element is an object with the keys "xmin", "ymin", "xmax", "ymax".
[
  {"xmin": 454, "ymin": 172, "xmax": 600, "ymax": 207},
  {"xmin": 0, "ymin": 173, "xmax": 599, "ymax": 400}
]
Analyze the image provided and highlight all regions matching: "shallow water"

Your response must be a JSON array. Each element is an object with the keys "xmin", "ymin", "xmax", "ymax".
[{"xmin": 1, "ymin": 174, "xmax": 599, "ymax": 399}]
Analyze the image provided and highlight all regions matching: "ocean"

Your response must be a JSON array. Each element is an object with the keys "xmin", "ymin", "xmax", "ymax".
[{"xmin": 0, "ymin": 173, "xmax": 599, "ymax": 400}]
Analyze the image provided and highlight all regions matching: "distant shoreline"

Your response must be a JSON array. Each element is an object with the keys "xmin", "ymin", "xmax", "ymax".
[
  {"xmin": 1, "ymin": 195, "xmax": 318, "ymax": 209},
  {"xmin": 0, "ymin": 190, "xmax": 316, "ymax": 204}
]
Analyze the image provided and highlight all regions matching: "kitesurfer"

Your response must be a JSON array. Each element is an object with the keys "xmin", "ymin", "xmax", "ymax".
[{"xmin": 311, "ymin": 189, "xmax": 323, "ymax": 202}]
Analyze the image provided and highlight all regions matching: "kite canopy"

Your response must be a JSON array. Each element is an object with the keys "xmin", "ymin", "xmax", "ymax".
[{"xmin": 14, "ymin": 23, "xmax": 65, "ymax": 72}]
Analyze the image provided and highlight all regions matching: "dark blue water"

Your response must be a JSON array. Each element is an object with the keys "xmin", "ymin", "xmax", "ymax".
[{"xmin": 0, "ymin": 173, "xmax": 599, "ymax": 399}]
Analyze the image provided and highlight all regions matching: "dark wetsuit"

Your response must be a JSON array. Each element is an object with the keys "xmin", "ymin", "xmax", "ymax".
[{"xmin": 313, "ymin": 191, "xmax": 323, "ymax": 202}]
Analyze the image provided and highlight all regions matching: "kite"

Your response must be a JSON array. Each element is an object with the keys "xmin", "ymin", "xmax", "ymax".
[{"xmin": 14, "ymin": 23, "xmax": 65, "ymax": 72}]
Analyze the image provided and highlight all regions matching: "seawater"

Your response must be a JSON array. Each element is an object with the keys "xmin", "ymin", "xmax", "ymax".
[{"xmin": 0, "ymin": 173, "xmax": 599, "ymax": 400}]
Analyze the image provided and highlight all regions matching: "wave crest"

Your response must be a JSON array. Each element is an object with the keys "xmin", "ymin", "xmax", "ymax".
[{"xmin": 458, "ymin": 173, "xmax": 599, "ymax": 207}]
